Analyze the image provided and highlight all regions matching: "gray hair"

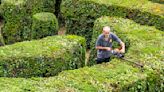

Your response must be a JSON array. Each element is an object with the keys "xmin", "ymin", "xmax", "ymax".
[{"xmin": 103, "ymin": 26, "xmax": 111, "ymax": 32}]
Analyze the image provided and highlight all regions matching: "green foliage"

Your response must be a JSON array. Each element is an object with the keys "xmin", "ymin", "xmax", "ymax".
[
  {"xmin": 89, "ymin": 17, "xmax": 130, "ymax": 65},
  {"xmin": 89, "ymin": 16, "xmax": 164, "ymax": 91},
  {"xmin": 61, "ymin": 0, "xmax": 164, "ymax": 47},
  {"xmin": 0, "ymin": 60, "xmax": 153, "ymax": 91},
  {"xmin": 90, "ymin": 16, "xmax": 164, "ymax": 68},
  {"xmin": 0, "ymin": 35, "xmax": 86, "ymax": 77},
  {"xmin": 32, "ymin": 12, "xmax": 58, "ymax": 39},
  {"xmin": 1, "ymin": 0, "xmax": 56, "ymax": 44},
  {"xmin": 0, "ymin": 0, "xmax": 163, "ymax": 91}
]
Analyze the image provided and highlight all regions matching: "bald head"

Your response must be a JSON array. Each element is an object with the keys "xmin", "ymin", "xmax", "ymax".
[
  {"xmin": 103, "ymin": 26, "xmax": 111, "ymax": 32},
  {"xmin": 103, "ymin": 26, "xmax": 111, "ymax": 38}
]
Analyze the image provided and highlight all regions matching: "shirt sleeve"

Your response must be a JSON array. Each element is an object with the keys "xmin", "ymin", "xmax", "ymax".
[
  {"xmin": 111, "ymin": 33, "xmax": 122, "ymax": 44},
  {"xmin": 95, "ymin": 37, "xmax": 102, "ymax": 47}
]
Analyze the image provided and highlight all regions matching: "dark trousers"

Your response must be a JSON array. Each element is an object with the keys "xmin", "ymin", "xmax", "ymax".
[{"xmin": 96, "ymin": 57, "xmax": 110, "ymax": 64}]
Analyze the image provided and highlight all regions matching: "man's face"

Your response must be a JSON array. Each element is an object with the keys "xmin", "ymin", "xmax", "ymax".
[{"xmin": 103, "ymin": 30, "xmax": 110, "ymax": 38}]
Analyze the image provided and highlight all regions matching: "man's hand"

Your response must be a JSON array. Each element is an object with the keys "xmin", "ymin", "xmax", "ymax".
[
  {"xmin": 106, "ymin": 47, "xmax": 112, "ymax": 51},
  {"xmin": 120, "ymin": 48, "xmax": 125, "ymax": 53},
  {"xmin": 114, "ymin": 47, "xmax": 125, "ymax": 53},
  {"xmin": 120, "ymin": 42, "xmax": 125, "ymax": 53}
]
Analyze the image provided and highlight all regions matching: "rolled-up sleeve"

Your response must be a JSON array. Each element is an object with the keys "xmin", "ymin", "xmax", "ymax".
[{"xmin": 111, "ymin": 33, "xmax": 122, "ymax": 44}]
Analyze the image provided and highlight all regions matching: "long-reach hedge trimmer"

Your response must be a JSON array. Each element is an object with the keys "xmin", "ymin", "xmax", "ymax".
[
  {"xmin": 111, "ymin": 50, "xmax": 163, "ymax": 72},
  {"xmin": 111, "ymin": 50, "xmax": 144, "ymax": 68}
]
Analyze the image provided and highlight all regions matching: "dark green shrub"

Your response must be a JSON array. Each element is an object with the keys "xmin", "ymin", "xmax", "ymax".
[
  {"xmin": 0, "ymin": 35, "xmax": 86, "ymax": 77},
  {"xmin": 61, "ymin": 0, "xmax": 164, "ymax": 47},
  {"xmin": 32, "ymin": 12, "xmax": 58, "ymax": 39},
  {"xmin": 1, "ymin": 0, "xmax": 56, "ymax": 44}
]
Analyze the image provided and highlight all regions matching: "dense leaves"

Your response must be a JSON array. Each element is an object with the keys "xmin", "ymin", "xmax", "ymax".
[
  {"xmin": 61, "ymin": 0, "xmax": 164, "ymax": 47},
  {"xmin": 1, "ymin": 0, "xmax": 56, "ymax": 44},
  {"xmin": 89, "ymin": 16, "xmax": 164, "ymax": 91},
  {"xmin": 0, "ymin": 0, "xmax": 163, "ymax": 91},
  {"xmin": 0, "ymin": 17, "xmax": 163, "ymax": 91},
  {"xmin": 89, "ymin": 16, "xmax": 164, "ymax": 69},
  {"xmin": 32, "ymin": 12, "xmax": 58, "ymax": 39},
  {"xmin": 0, "ymin": 35, "xmax": 86, "ymax": 77},
  {"xmin": 0, "ymin": 60, "xmax": 151, "ymax": 91}
]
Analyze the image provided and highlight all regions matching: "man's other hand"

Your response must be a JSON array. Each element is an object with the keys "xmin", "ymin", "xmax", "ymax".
[
  {"xmin": 120, "ymin": 49, "xmax": 125, "ymax": 53},
  {"xmin": 114, "ymin": 48, "xmax": 125, "ymax": 53}
]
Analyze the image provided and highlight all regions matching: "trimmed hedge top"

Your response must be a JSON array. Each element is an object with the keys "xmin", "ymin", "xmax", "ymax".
[
  {"xmin": 32, "ymin": 12, "xmax": 59, "ymax": 39},
  {"xmin": 89, "ymin": 0, "xmax": 164, "ymax": 16},
  {"xmin": 33, "ymin": 12, "xmax": 58, "ymax": 22},
  {"xmin": 3, "ymin": 0, "xmax": 25, "ymax": 5},
  {"xmin": 62, "ymin": 0, "xmax": 164, "ymax": 17},
  {"xmin": 0, "ymin": 35, "xmax": 86, "ymax": 77},
  {"xmin": 0, "ymin": 36, "xmax": 74, "ymax": 58}
]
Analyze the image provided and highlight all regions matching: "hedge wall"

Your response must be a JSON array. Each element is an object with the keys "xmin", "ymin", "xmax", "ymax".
[
  {"xmin": 32, "ymin": 12, "xmax": 58, "ymax": 39},
  {"xmin": 89, "ymin": 16, "xmax": 164, "ymax": 91},
  {"xmin": 0, "ymin": 60, "xmax": 159, "ymax": 91},
  {"xmin": 0, "ymin": 35, "xmax": 86, "ymax": 77},
  {"xmin": 1, "ymin": 0, "xmax": 56, "ymax": 44},
  {"xmin": 61, "ymin": 0, "xmax": 164, "ymax": 47}
]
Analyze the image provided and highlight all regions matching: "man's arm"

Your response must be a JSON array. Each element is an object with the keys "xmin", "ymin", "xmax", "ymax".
[
  {"xmin": 113, "ymin": 42, "xmax": 125, "ymax": 53},
  {"xmin": 119, "ymin": 42, "xmax": 125, "ymax": 53},
  {"xmin": 111, "ymin": 33, "xmax": 125, "ymax": 53},
  {"xmin": 96, "ymin": 46, "xmax": 112, "ymax": 51},
  {"xmin": 95, "ymin": 36, "xmax": 112, "ymax": 51}
]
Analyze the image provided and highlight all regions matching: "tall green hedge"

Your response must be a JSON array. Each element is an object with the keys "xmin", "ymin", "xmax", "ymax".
[
  {"xmin": 89, "ymin": 16, "xmax": 164, "ymax": 70},
  {"xmin": 32, "ymin": 12, "xmax": 58, "ymax": 39},
  {"xmin": 1, "ymin": 0, "xmax": 56, "ymax": 44},
  {"xmin": 61, "ymin": 0, "xmax": 164, "ymax": 47},
  {"xmin": 0, "ymin": 35, "xmax": 86, "ymax": 77},
  {"xmin": 89, "ymin": 17, "xmax": 164, "ymax": 91},
  {"xmin": 0, "ymin": 60, "xmax": 158, "ymax": 91}
]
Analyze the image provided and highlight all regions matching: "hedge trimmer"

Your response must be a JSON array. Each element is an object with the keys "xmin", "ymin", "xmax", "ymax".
[
  {"xmin": 111, "ymin": 50, "xmax": 144, "ymax": 68},
  {"xmin": 111, "ymin": 50, "xmax": 162, "ymax": 72}
]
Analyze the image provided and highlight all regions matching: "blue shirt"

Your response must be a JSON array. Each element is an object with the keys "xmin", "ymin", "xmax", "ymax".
[{"xmin": 96, "ymin": 32, "xmax": 122, "ymax": 58}]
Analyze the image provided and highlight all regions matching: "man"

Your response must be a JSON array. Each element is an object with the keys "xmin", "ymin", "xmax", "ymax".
[{"xmin": 95, "ymin": 26, "xmax": 125, "ymax": 64}]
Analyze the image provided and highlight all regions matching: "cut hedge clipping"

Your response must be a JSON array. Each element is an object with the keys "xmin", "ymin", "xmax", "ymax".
[
  {"xmin": 32, "ymin": 12, "xmax": 59, "ymax": 39},
  {"xmin": 1, "ymin": 0, "xmax": 56, "ymax": 44},
  {"xmin": 0, "ymin": 35, "xmax": 86, "ymax": 77},
  {"xmin": 61, "ymin": 0, "xmax": 164, "ymax": 47}
]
